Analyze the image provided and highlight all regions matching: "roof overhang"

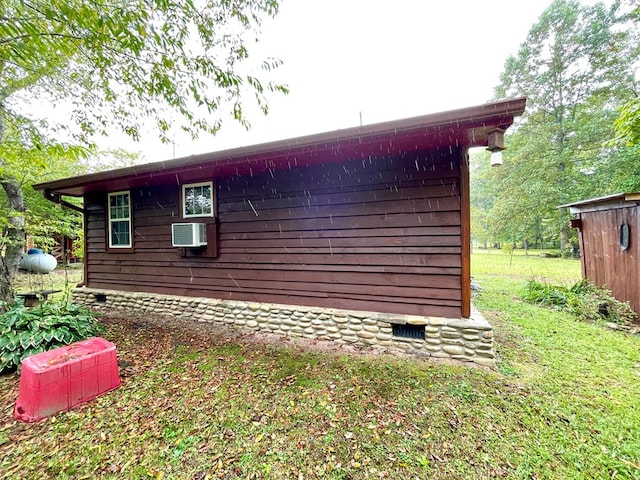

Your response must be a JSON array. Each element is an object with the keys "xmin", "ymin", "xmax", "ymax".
[
  {"xmin": 35, "ymin": 96, "xmax": 526, "ymax": 198},
  {"xmin": 559, "ymin": 192, "xmax": 640, "ymax": 214}
]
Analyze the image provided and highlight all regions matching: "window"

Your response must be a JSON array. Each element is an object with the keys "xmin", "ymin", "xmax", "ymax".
[
  {"xmin": 183, "ymin": 182, "xmax": 214, "ymax": 218},
  {"xmin": 108, "ymin": 191, "xmax": 132, "ymax": 248},
  {"xmin": 620, "ymin": 223, "xmax": 630, "ymax": 251}
]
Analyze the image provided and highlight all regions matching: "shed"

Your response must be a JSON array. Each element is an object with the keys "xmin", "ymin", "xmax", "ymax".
[
  {"xmin": 561, "ymin": 192, "xmax": 640, "ymax": 317},
  {"xmin": 35, "ymin": 97, "xmax": 526, "ymax": 365}
]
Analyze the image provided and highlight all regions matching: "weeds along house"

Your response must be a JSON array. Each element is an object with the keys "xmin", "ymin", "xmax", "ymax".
[
  {"xmin": 561, "ymin": 193, "xmax": 640, "ymax": 318},
  {"xmin": 35, "ymin": 97, "xmax": 526, "ymax": 366}
]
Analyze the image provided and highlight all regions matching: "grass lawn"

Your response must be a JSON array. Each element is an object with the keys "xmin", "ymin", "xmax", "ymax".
[
  {"xmin": 1, "ymin": 254, "xmax": 639, "ymax": 479},
  {"xmin": 14, "ymin": 266, "xmax": 83, "ymax": 303}
]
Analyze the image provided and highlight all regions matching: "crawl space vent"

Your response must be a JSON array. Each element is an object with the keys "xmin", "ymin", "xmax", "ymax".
[
  {"xmin": 392, "ymin": 324, "xmax": 425, "ymax": 340},
  {"xmin": 95, "ymin": 294, "xmax": 107, "ymax": 304}
]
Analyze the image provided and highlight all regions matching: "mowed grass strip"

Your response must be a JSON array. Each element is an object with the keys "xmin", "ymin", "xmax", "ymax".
[
  {"xmin": 14, "ymin": 267, "xmax": 83, "ymax": 303},
  {"xmin": 0, "ymin": 253, "xmax": 638, "ymax": 479}
]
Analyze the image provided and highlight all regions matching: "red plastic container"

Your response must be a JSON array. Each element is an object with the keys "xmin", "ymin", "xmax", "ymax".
[{"xmin": 14, "ymin": 337, "xmax": 121, "ymax": 422}]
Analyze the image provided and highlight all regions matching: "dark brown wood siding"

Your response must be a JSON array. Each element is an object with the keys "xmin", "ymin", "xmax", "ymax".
[
  {"xmin": 84, "ymin": 148, "xmax": 465, "ymax": 318},
  {"xmin": 579, "ymin": 206, "xmax": 640, "ymax": 316}
]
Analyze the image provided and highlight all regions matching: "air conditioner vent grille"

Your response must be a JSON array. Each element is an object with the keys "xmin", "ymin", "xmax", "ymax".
[{"xmin": 172, "ymin": 223, "xmax": 207, "ymax": 247}]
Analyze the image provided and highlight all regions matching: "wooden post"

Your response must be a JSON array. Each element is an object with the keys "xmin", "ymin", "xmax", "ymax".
[{"xmin": 460, "ymin": 148, "xmax": 471, "ymax": 318}]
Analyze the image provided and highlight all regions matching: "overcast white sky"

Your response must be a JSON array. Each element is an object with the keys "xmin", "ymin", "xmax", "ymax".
[{"xmin": 107, "ymin": 0, "xmax": 557, "ymax": 162}]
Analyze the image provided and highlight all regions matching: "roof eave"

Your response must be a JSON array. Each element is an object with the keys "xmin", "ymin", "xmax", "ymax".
[
  {"xmin": 35, "ymin": 96, "xmax": 526, "ymax": 197},
  {"xmin": 559, "ymin": 192, "xmax": 640, "ymax": 214}
]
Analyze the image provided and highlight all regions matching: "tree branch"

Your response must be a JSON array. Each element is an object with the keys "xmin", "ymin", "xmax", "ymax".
[{"xmin": 0, "ymin": 32, "xmax": 84, "ymax": 45}]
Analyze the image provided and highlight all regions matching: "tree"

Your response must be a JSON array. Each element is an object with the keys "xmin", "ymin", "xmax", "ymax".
[
  {"xmin": 485, "ymin": 0, "xmax": 639, "ymax": 249},
  {"xmin": 609, "ymin": 100, "xmax": 640, "ymax": 191},
  {"xmin": 0, "ymin": 118, "xmax": 84, "ymax": 302},
  {"xmin": 613, "ymin": 1, "xmax": 640, "ymax": 149},
  {"xmin": 0, "ymin": 0, "xmax": 287, "ymax": 305},
  {"xmin": 615, "ymin": 99, "xmax": 640, "ymax": 146},
  {"xmin": 469, "ymin": 151, "xmax": 494, "ymax": 249}
]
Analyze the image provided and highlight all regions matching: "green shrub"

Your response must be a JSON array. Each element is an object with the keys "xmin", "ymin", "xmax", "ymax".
[
  {"xmin": 565, "ymin": 283, "xmax": 637, "ymax": 326},
  {"xmin": 501, "ymin": 244, "xmax": 514, "ymax": 255},
  {"xmin": 0, "ymin": 300, "xmax": 103, "ymax": 373},
  {"xmin": 523, "ymin": 279, "xmax": 637, "ymax": 326},
  {"xmin": 522, "ymin": 279, "xmax": 569, "ymax": 308}
]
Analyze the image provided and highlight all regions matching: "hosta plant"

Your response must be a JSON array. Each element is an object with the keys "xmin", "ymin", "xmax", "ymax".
[{"xmin": 0, "ymin": 300, "xmax": 103, "ymax": 373}]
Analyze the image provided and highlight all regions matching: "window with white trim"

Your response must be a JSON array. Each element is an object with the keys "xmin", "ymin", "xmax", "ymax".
[
  {"xmin": 183, "ymin": 181, "xmax": 214, "ymax": 218},
  {"xmin": 108, "ymin": 191, "xmax": 132, "ymax": 248}
]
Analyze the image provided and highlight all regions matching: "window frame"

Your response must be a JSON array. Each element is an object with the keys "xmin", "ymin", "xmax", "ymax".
[
  {"xmin": 182, "ymin": 181, "xmax": 215, "ymax": 219},
  {"xmin": 107, "ymin": 190, "xmax": 133, "ymax": 249}
]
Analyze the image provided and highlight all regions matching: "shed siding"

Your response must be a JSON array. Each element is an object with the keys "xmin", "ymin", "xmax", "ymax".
[
  {"xmin": 579, "ymin": 206, "xmax": 640, "ymax": 315},
  {"xmin": 84, "ymin": 148, "xmax": 463, "ymax": 318}
]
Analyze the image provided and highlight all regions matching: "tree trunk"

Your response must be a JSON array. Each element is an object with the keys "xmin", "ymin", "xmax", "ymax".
[
  {"xmin": 560, "ymin": 223, "xmax": 568, "ymax": 252},
  {"xmin": 0, "ymin": 179, "xmax": 26, "ymax": 307}
]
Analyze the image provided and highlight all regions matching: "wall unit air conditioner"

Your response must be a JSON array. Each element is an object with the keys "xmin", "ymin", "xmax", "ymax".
[{"xmin": 172, "ymin": 223, "xmax": 207, "ymax": 247}]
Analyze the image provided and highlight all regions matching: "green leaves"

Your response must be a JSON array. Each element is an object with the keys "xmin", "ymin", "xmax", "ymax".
[
  {"xmin": 0, "ymin": 300, "xmax": 103, "ymax": 373},
  {"xmin": 1, "ymin": 0, "xmax": 287, "ymax": 144},
  {"xmin": 614, "ymin": 98, "xmax": 640, "ymax": 147},
  {"xmin": 481, "ymin": 0, "xmax": 640, "ymax": 248},
  {"xmin": 523, "ymin": 278, "xmax": 638, "ymax": 326}
]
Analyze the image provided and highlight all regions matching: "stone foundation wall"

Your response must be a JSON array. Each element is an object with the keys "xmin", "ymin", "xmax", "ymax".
[{"xmin": 73, "ymin": 288, "xmax": 495, "ymax": 367}]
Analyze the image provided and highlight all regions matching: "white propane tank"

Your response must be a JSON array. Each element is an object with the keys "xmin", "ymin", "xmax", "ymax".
[{"xmin": 19, "ymin": 249, "xmax": 58, "ymax": 274}]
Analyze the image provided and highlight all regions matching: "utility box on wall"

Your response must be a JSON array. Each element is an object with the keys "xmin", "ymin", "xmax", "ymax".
[
  {"xmin": 14, "ymin": 337, "xmax": 121, "ymax": 422},
  {"xmin": 172, "ymin": 223, "xmax": 207, "ymax": 247}
]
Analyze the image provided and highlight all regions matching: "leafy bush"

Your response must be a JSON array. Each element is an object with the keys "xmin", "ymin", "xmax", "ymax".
[
  {"xmin": 523, "ymin": 279, "xmax": 637, "ymax": 326},
  {"xmin": 522, "ymin": 280, "xmax": 562, "ymax": 307},
  {"xmin": 501, "ymin": 244, "xmax": 514, "ymax": 255},
  {"xmin": 565, "ymin": 282, "xmax": 637, "ymax": 326},
  {"xmin": 0, "ymin": 300, "xmax": 103, "ymax": 373}
]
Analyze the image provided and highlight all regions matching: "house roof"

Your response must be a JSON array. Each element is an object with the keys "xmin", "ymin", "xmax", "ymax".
[
  {"xmin": 35, "ymin": 97, "xmax": 526, "ymax": 197},
  {"xmin": 559, "ymin": 192, "xmax": 640, "ymax": 214}
]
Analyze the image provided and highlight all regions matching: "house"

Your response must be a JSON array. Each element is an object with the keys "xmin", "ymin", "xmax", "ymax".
[
  {"xmin": 25, "ymin": 234, "xmax": 80, "ymax": 264},
  {"xmin": 35, "ymin": 97, "xmax": 526, "ymax": 366},
  {"xmin": 561, "ymin": 192, "xmax": 640, "ymax": 318}
]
